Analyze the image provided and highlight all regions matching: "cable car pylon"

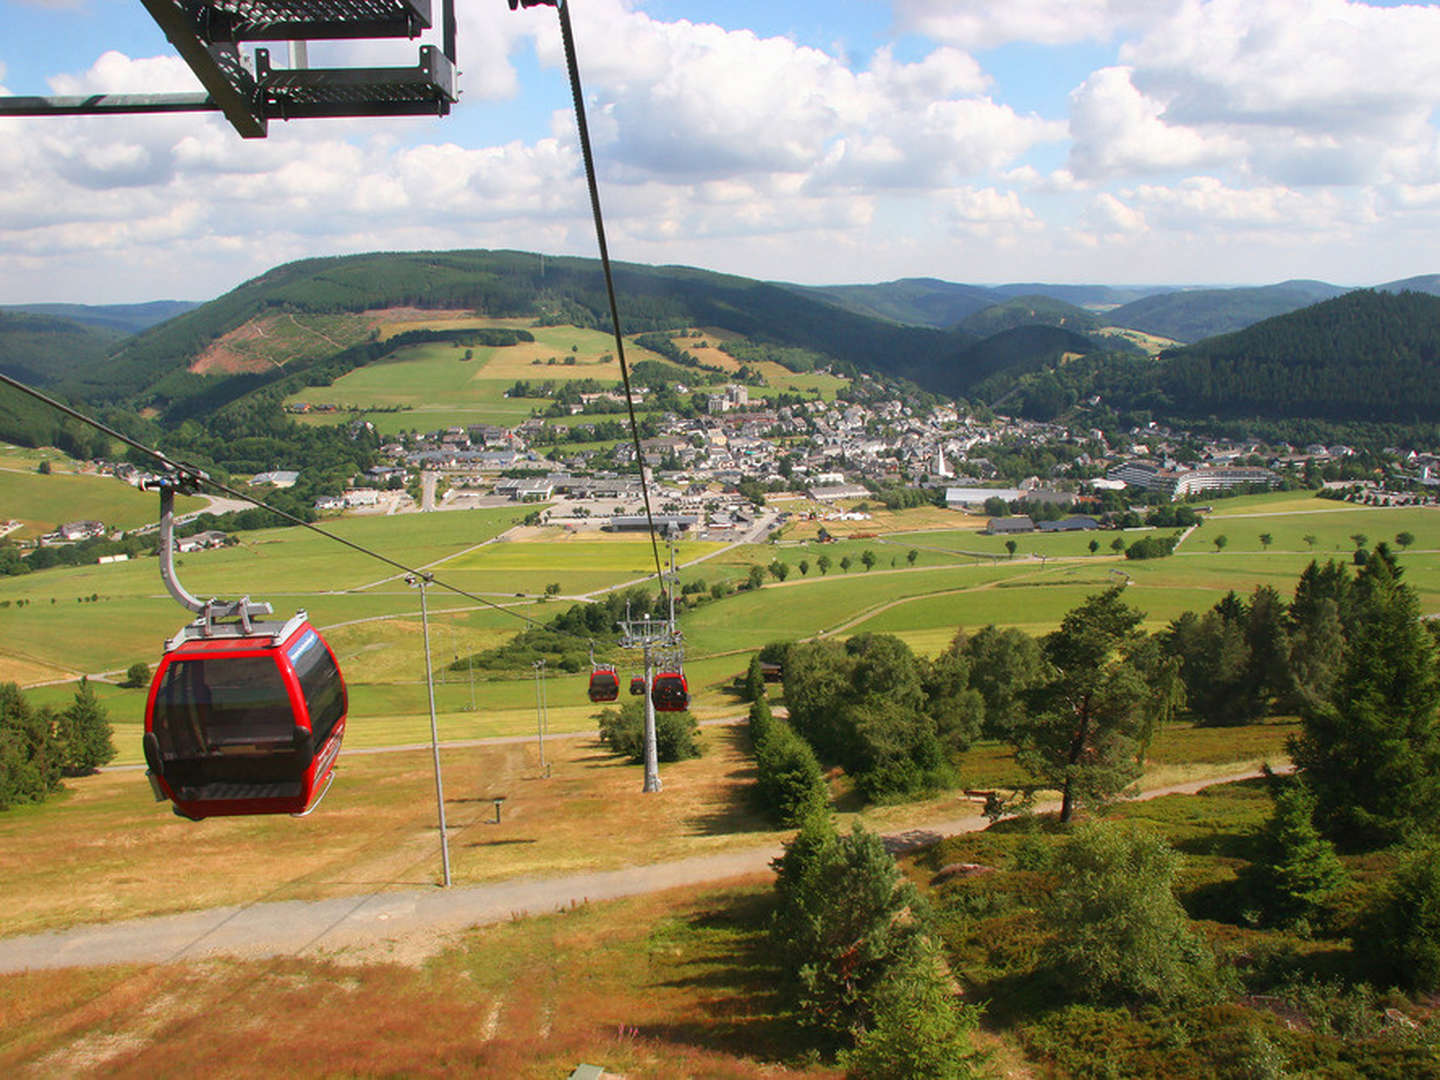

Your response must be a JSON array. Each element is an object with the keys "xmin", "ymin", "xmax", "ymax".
[{"xmin": 617, "ymin": 539, "xmax": 685, "ymax": 793}]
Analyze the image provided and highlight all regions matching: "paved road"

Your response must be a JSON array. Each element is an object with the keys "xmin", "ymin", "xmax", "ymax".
[{"xmin": 0, "ymin": 769, "xmax": 1268, "ymax": 974}]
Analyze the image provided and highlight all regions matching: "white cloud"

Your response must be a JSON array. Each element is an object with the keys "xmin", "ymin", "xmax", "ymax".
[
  {"xmin": 1067, "ymin": 66, "xmax": 1241, "ymax": 181},
  {"xmin": 894, "ymin": 0, "xmax": 1170, "ymax": 49},
  {"xmin": 1091, "ymin": 0, "xmax": 1440, "ymax": 188},
  {"xmin": 527, "ymin": 0, "xmax": 1058, "ymax": 190}
]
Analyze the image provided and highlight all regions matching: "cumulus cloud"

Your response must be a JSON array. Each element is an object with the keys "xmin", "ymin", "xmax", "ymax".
[
  {"xmin": 1068, "ymin": 66, "xmax": 1241, "ymax": 180},
  {"xmin": 1065, "ymin": 0, "xmax": 1440, "ymax": 188},
  {"xmin": 894, "ymin": 0, "xmax": 1170, "ymax": 49}
]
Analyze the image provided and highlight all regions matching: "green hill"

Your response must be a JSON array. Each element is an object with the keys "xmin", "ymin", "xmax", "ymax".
[
  {"xmin": 785, "ymin": 277, "xmax": 997, "ymax": 327},
  {"xmin": 960, "ymin": 295, "xmax": 1103, "ymax": 337},
  {"xmin": 2, "ymin": 300, "xmax": 197, "ymax": 336},
  {"xmin": 1157, "ymin": 289, "xmax": 1440, "ymax": 422},
  {"xmin": 69, "ymin": 251, "xmax": 1002, "ymax": 412},
  {"xmin": 1378, "ymin": 274, "xmax": 1440, "ymax": 297},
  {"xmin": 0, "ymin": 311, "xmax": 123, "ymax": 388},
  {"xmin": 961, "ymin": 324, "xmax": 1103, "ymax": 405},
  {"xmin": 1108, "ymin": 280, "xmax": 1347, "ymax": 342}
]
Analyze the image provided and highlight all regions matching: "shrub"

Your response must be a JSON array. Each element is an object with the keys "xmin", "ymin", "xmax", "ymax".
[
  {"xmin": 597, "ymin": 699, "xmax": 701, "ymax": 763},
  {"xmin": 120, "ymin": 661, "xmax": 151, "ymax": 689},
  {"xmin": 1045, "ymin": 822, "xmax": 1220, "ymax": 1007},
  {"xmin": 1365, "ymin": 844, "xmax": 1440, "ymax": 991}
]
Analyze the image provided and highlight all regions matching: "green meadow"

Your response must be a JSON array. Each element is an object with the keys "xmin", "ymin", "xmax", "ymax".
[
  {"xmin": 8, "ymin": 489, "xmax": 1440, "ymax": 756},
  {"xmin": 0, "ymin": 466, "xmax": 204, "ymax": 538},
  {"xmin": 283, "ymin": 321, "xmax": 844, "ymax": 436}
]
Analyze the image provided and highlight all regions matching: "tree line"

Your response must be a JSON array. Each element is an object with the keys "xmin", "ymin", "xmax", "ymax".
[
  {"xmin": 0, "ymin": 680, "xmax": 115, "ymax": 810},
  {"xmin": 774, "ymin": 547, "xmax": 1440, "ymax": 836}
]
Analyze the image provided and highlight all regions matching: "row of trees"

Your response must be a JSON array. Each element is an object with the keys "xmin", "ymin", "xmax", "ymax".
[
  {"xmin": 0, "ymin": 680, "xmax": 115, "ymax": 811},
  {"xmin": 778, "ymin": 545, "xmax": 1440, "ymax": 838},
  {"xmin": 780, "ymin": 588, "xmax": 1177, "ymax": 818}
]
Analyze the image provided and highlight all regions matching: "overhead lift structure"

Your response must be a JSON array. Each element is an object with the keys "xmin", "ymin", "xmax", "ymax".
[{"xmin": 0, "ymin": 0, "xmax": 461, "ymax": 137}]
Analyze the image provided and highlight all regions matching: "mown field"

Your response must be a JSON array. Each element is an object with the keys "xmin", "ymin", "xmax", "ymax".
[
  {"xmin": 0, "ymin": 466, "xmax": 204, "ymax": 539},
  {"xmin": 7, "ymin": 490, "xmax": 1440, "ymax": 721}
]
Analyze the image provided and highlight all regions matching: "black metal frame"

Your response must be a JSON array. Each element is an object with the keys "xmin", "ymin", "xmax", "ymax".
[{"xmin": 0, "ymin": 0, "xmax": 462, "ymax": 138}]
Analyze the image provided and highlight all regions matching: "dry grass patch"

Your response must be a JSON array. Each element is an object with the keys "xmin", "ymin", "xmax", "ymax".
[
  {"xmin": 1, "ymin": 884, "xmax": 843, "ymax": 1079},
  {"xmin": 0, "ymin": 725, "xmax": 783, "ymax": 937},
  {"xmin": 2, "ymin": 655, "xmax": 78, "ymax": 686}
]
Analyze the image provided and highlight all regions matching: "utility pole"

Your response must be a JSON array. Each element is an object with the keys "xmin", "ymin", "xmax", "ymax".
[{"xmin": 409, "ymin": 573, "xmax": 451, "ymax": 887}]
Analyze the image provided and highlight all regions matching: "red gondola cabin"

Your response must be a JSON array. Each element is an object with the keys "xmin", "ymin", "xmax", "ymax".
[
  {"xmin": 651, "ymin": 671, "xmax": 689, "ymax": 712},
  {"xmin": 143, "ymin": 614, "xmax": 347, "ymax": 820},
  {"xmin": 588, "ymin": 667, "xmax": 620, "ymax": 702},
  {"xmin": 629, "ymin": 675, "xmax": 645, "ymax": 696}
]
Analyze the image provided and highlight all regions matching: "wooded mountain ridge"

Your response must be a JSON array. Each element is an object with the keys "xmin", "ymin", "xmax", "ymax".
[{"xmin": 3, "ymin": 250, "xmax": 1440, "ymax": 448}]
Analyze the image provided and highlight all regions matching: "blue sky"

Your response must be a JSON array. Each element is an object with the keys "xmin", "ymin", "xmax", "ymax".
[{"xmin": 1, "ymin": 0, "xmax": 1439, "ymax": 302}]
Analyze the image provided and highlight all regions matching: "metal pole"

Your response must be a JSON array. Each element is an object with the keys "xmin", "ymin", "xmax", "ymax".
[
  {"xmin": 416, "ymin": 577, "xmax": 452, "ymax": 887},
  {"xmin": 642, "ymin": 639, "xmax": 661, "ymax": 793},
  {"xmin": 533, "ymin": 660, "xmax": 548, "ymax": 774}
]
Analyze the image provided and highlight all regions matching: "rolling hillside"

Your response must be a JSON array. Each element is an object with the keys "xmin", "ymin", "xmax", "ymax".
[
  {"xmin": 0, "ymin": 310, "xmax": 123, "ymax": 388},
  {"xmin": 1157, "ymin": 289, "xmax": 1440, "ymax": 422},
  {"xmin": 959, "ymin": 295, "xmax": 1103, "ymax": 337},
  {"xmin": 1108, "ymin": 280, "xmax": 1349, "ymax": 342},
  {"xmin": 1, "ymin": 300, "xmax": 197, "ymax": 336},
  {"xmin": 61, "ymin": 251, "xmax": 1014, "ymax": 413}
]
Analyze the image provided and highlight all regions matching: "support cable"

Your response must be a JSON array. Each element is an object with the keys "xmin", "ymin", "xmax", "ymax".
[{"xmin": 552, "ymin": 0, "xmax": 666, "ymax": 591}]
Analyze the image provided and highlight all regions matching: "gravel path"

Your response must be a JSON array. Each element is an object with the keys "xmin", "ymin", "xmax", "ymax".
[{"xmin": 0, "ymin": 769, "xmax": 1267, "ymax": 974}]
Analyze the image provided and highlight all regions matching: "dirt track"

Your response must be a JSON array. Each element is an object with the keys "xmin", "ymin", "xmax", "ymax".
[{"xmin": 0, "ymin": 769, "xmax": 1267, "ymax": 974}]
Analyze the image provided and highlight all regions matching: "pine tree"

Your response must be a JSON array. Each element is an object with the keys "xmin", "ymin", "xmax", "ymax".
[
  {"xmin": 1017, "ymin": 588, "xmax": 1151, "ymax": 822},
  {"xmin": 839, "ymin": 937, "xmax": 984, "ymax": 1080},
  {"xmin": 56, "ymin": 677, "xmax": 116, "ymax": 775},
  {"xmin": 1291, "ymin": 555, "xmax": 1440, "ymax": 845},
  {"xmin": 0, "ymin": 682, "xmax": 62, "ymax": 810},
  {"xmin": 1248, "ymin": 779, "xmax": 1346, "ymax": 928},
  {"xmin": 770, "ymin": 815, "xmax": 927, "ymax": 1043}
]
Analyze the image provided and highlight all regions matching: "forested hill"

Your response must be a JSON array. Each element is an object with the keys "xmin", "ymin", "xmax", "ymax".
[
  {"xmin": 960, "ymin": 295, "xmax": 1101, "ymax": 337},
  {"xmin": 71, "ymin": 250, "xmax": 1008, "ymax": 409},
  {"xmin": 1, "ymin": 300, "xmax": 197, "ymax": 335},
  {"xmin": 783, "ymin": 278, "xmax": 998, "ymax": 328},
  {"xmin": 1107, "ymin": 280, "xmax": 1348, "ymax": 343},
  {"xmin": 0, "ymin": 310, "xmax": 122, "ymax": 387},
  {"xmin": 1157, "ymin": 290, "xmax": 1440, "ymax": 423}
]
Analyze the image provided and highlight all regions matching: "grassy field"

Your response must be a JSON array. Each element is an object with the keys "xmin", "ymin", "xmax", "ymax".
[
  {"xmin": 0, "ymin": 467, "xmax": 204, "ymax": 539},
  {"xmin": 283, "ymin": 320, "xmax": 845, "ymax": 436}
]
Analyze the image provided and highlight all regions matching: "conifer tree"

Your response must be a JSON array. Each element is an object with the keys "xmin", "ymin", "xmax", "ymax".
[
  {"xmin": 56, "ymin": 677, "xmax": 116, "ymax": 775},
  {"xmin": 1291, "ymin": 554, "xmax": 1440, "ymax": 845},
  {"xmin": 1017, "ymin": 588, "xmax": 1151, "ymax": 822},
  {"xmin": 770, "ymin": 815, "xmax": 927, "ymax": 1043},
  {"xmin": 0, "ymin": 682, "xmax": 62, "ymax": 809},
  {"xmin": 1248, "ymin": 779, "xmax": 1345, "ymax": 928}
]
